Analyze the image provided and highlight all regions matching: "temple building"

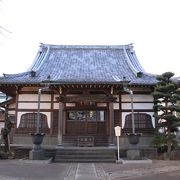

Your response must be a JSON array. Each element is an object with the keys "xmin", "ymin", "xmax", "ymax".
[{"xmin": 0, "ymin": 43, "xmax": 157, "ymax": 147}]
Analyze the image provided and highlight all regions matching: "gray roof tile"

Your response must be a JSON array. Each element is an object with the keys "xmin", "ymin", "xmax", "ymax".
[{"xmin": 0, "ymin": 44, "xmax": 157, "ymax": 85}]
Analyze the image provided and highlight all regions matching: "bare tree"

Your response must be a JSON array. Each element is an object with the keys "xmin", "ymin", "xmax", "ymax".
[
  {"xmin": 0, "ymin": 26, "xmax": 11, "ymax": 37},
  {"xmin": 0, "ymin": 1, "xmax": 11, "ymax": 37}
]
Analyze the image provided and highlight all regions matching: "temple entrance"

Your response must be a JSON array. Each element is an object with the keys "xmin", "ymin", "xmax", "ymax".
[
  {"xmin": 66, "ymin": 110, "xmax": 107, "ymax": 135},
  {"xmin": 55, "ymin": 89, "xmax": 115, "ymax": 146}
]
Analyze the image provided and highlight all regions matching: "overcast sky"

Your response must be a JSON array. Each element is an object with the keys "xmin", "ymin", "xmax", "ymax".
[{"xmin": 0, "ymin": 0, "xmax": 180, "ymax": 77}]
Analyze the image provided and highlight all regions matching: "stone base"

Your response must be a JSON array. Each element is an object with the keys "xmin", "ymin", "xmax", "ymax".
[
  {"xmin": 29, "ymin": 149, "xmax": 45, "ymax": 160},
  {"xmin": 127, "ymin": 149, "xmax": 142, "ymax": 160},
  {"xmin": 116, "ymin": 159, "xmax": 123, "ymax": 164},
  {"xmin": 121, "ymin": 158, "xmax": 152, "ymax": 164}
]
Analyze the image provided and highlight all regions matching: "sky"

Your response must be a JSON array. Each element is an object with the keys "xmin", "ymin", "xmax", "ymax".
[{"xmin": 0, "ymin": 0, "xmax": 180, "ymax": 77}]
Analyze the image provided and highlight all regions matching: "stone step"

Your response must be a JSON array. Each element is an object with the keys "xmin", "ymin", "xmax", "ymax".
[
  {"xmin": 56, "ymin": 154, "xmax": 115, "ymax": 159},
  {"xmin": 63, "ymin": 135, "xmax": 109, "ymax": 146},
  {"xmin": 56, "ymin": 158, "xmax": 115, "ymax": 162},
  {"xmin": 56, "ymin": 150, "xmax": 115, "ymax": 155},
  {"xmin": 55, "ymin": 147, "xmax": 116, "ymax": 162}
]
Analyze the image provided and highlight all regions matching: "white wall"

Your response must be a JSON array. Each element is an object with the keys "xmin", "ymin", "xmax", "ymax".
[
  {"xmin": 121, "ymin": 103, "xmax": 154, "ymax": 110},
  {"xmin": 113, "ymin": 103, "xmax": 119, "ymax": 109},
  {"xmin": 97, "ymin": 103, "xmax": 107, "ymax": 107},
  {"xmin": 15, "ymin": 92, "xmax": 155, "ymax": 130},
  {"xmin": 120, "ymin": 94, "xmax": 154, "ymax": 128},
  {"xmin": 0, "ymin": 122, "xmax": 4, "ymax": 131},
  {"xmin": 121, "ymin": 94, "xmax": 153, "ymax": 102},
  {"xmin": 16, "ymin": 93, "xmax": 52, "ymax": 129},
  {"xmin": 18, "ymin": 102, "xmax": 51, "ymax": 109},
  {"xmin": 18, "ymin": 94, "xmax": 51, "ymax": 101}
]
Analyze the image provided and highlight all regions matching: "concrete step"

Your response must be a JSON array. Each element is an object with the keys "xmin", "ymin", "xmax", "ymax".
[
  {"xmin": 55, "ymin": 147, "xmax": 116, "ymax": 162},
  {"xmin": 55, "ymin": 158, "xmax": 115, "ymax": 162},
  {"xmin": 56, "ymin": 150, "xmax": 115, "ymax": 155},
  {"xmin": 63, "ymin": 135, "xmax": 109, "ymax": 146},
  {"xmin": 56, "ymin": 154, "xmax": 115, "ymax": 159}
]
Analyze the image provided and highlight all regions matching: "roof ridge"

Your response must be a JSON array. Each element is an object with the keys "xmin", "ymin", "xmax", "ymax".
[
  {"xmin": 40, "ymin": 43, "xmax": 133, "ymax": 50},
  {"xmin": 123, "ymin": 47, "xmax": 142, "ymax": 77},
  {"xmin": 28, "ymin": 45, "xmax": 50, "ymax": 71}
]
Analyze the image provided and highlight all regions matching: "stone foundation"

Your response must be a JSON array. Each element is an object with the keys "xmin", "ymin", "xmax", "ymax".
[{"xmin": 127, "ymin": 149, "xmax": 142, "ymax": 160}]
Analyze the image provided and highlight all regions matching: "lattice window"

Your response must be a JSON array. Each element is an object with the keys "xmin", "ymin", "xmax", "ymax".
[
  {"xmin": 19, "ymin": 113, "xmax": 48, "ymax": 128},
  {"xmin": 124, "ymin": 113, "xmax": 153, "ymax": 129},
  {"xmin": 67, "ymin": 110, "xmax": 105, "ymax": 122}
]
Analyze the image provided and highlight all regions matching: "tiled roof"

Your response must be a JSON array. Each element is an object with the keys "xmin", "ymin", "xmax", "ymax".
[
  {"xmin": 173, "ymin": 77, "xmax": 180, "ymax": 84},
  {"xmin": 0, "ymin": 43, "xmax": 157, "ymax": 85}
]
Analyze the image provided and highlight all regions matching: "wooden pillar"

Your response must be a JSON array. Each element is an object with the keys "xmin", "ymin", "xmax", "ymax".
[
  {"xmin": 58, "ymin": 101, "xmax": 64, "ymax": 145},
  {"xmin": 58, "ymin": 86, "xmax": 64, "ymax": 145},
  {"xmin": 15, "ymin": 86, "xmax": 19, "ymax": 129},
  {"xmin": 50, "ymin": 93, "xmax": 54, "ymax": 135},
  {"xmin": 109, "ymin": 102, "xmax": 114, "ymax": 146},
  {"xmin": 119, "ymin": 92, "xmax": 122, "ymax": 127},
  {"xmin": 153, "ymin": 96, "xmax": 159, "ymax": 132}
]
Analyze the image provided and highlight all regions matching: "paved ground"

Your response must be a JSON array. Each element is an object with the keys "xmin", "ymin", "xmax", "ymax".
[{"xmin": 0, "ymin": 160, "xmax": 180, "ymax": 179}]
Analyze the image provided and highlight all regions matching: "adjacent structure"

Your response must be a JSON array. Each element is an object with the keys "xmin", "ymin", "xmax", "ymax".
[
  {"xmin": 0, "ymin": 92, "xmax": 7, "ymax": 131},
  {"xmin": 0, "ymin": 43, "xmax": 157, "ymax": 147}
]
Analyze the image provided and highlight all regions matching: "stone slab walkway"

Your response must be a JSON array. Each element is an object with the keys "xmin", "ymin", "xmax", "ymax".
[
  {"xmin": 64, "ymin": 161, "xmax": 180, "ymax": 180},
  {"xmin": 64, "ymin": 163, "xmax": 108, "ymax": 180},
  {"xmin": 101, "ymin": 160, "xmax": 180, "ymax": 179},
  {"xmin": 0, "ymin": 160, "xmax": 180, "ymax": 179}
]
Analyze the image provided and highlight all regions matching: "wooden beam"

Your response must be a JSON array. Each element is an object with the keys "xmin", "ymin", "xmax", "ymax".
[{"xmin": 57, "ymin": 94, "xmax": 117, "ymax": 103}]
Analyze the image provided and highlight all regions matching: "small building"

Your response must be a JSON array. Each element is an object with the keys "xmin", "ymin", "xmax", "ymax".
[
  {"xmin": 0, "ymin": 109, "xmax": 5, "ymax": 131},
  {"xmin": 0, "ymin": 92, "xmax": 7, "ymax": 131},
  {"xmin": 0, "ymin": 92, "xmax": 6, "ymax": 103},
  {"xmin": 0, "ymin": 44, "xmax": 157, "ymax": 147}
]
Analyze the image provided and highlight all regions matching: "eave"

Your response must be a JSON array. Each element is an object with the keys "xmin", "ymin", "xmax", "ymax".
[
  {"xmin": 0, "ymin": 98, "xmax": 15, "ymax": 108},
  {"xmin": 0, "ymin": 81, "xmax": 155, "ymax": 98}
]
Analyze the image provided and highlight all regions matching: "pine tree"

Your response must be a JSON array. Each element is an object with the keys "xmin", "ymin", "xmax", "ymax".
[{"xmin": 153, "ymin": 72, "xmax": 180, "ymax": 159}]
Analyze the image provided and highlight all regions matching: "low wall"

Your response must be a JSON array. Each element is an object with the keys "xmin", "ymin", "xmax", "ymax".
[
  {"xmin": 9, "ymin": 146, "xmax": 56, "ymax": 160},
  {"xmin": 13, "ymin": 134, "xmax": 154, "ymax": 147},
  {"xmin": 114, "ymin": 135, "xmax": 154, "ymax": 148},
  {"xmin": 13, "ymin": 134, "xmax": 58, "ymax": 145}
]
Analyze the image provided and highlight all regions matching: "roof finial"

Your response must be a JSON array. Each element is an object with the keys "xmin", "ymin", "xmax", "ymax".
[
  {"xmin": 30, "ymin": 71, "xmax": 36, "ymax": 77},
  {"xmin": 47, "ymin": 75, "xmax": 51, "ymax": 79}
]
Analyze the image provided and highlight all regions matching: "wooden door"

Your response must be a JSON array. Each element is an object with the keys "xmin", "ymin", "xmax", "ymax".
[{"xmin": 66, "ymin": 110, "xmax": 106, "ymax": 135}]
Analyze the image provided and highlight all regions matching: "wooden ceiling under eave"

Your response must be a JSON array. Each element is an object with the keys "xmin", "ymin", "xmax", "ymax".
[
  {"xmin": 0, "ymin": 85, "xmax": 17, "ymax": 97},
  {"xmin": 0, "ymin": 84, "xmax": 38, "ymax": 97}
]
